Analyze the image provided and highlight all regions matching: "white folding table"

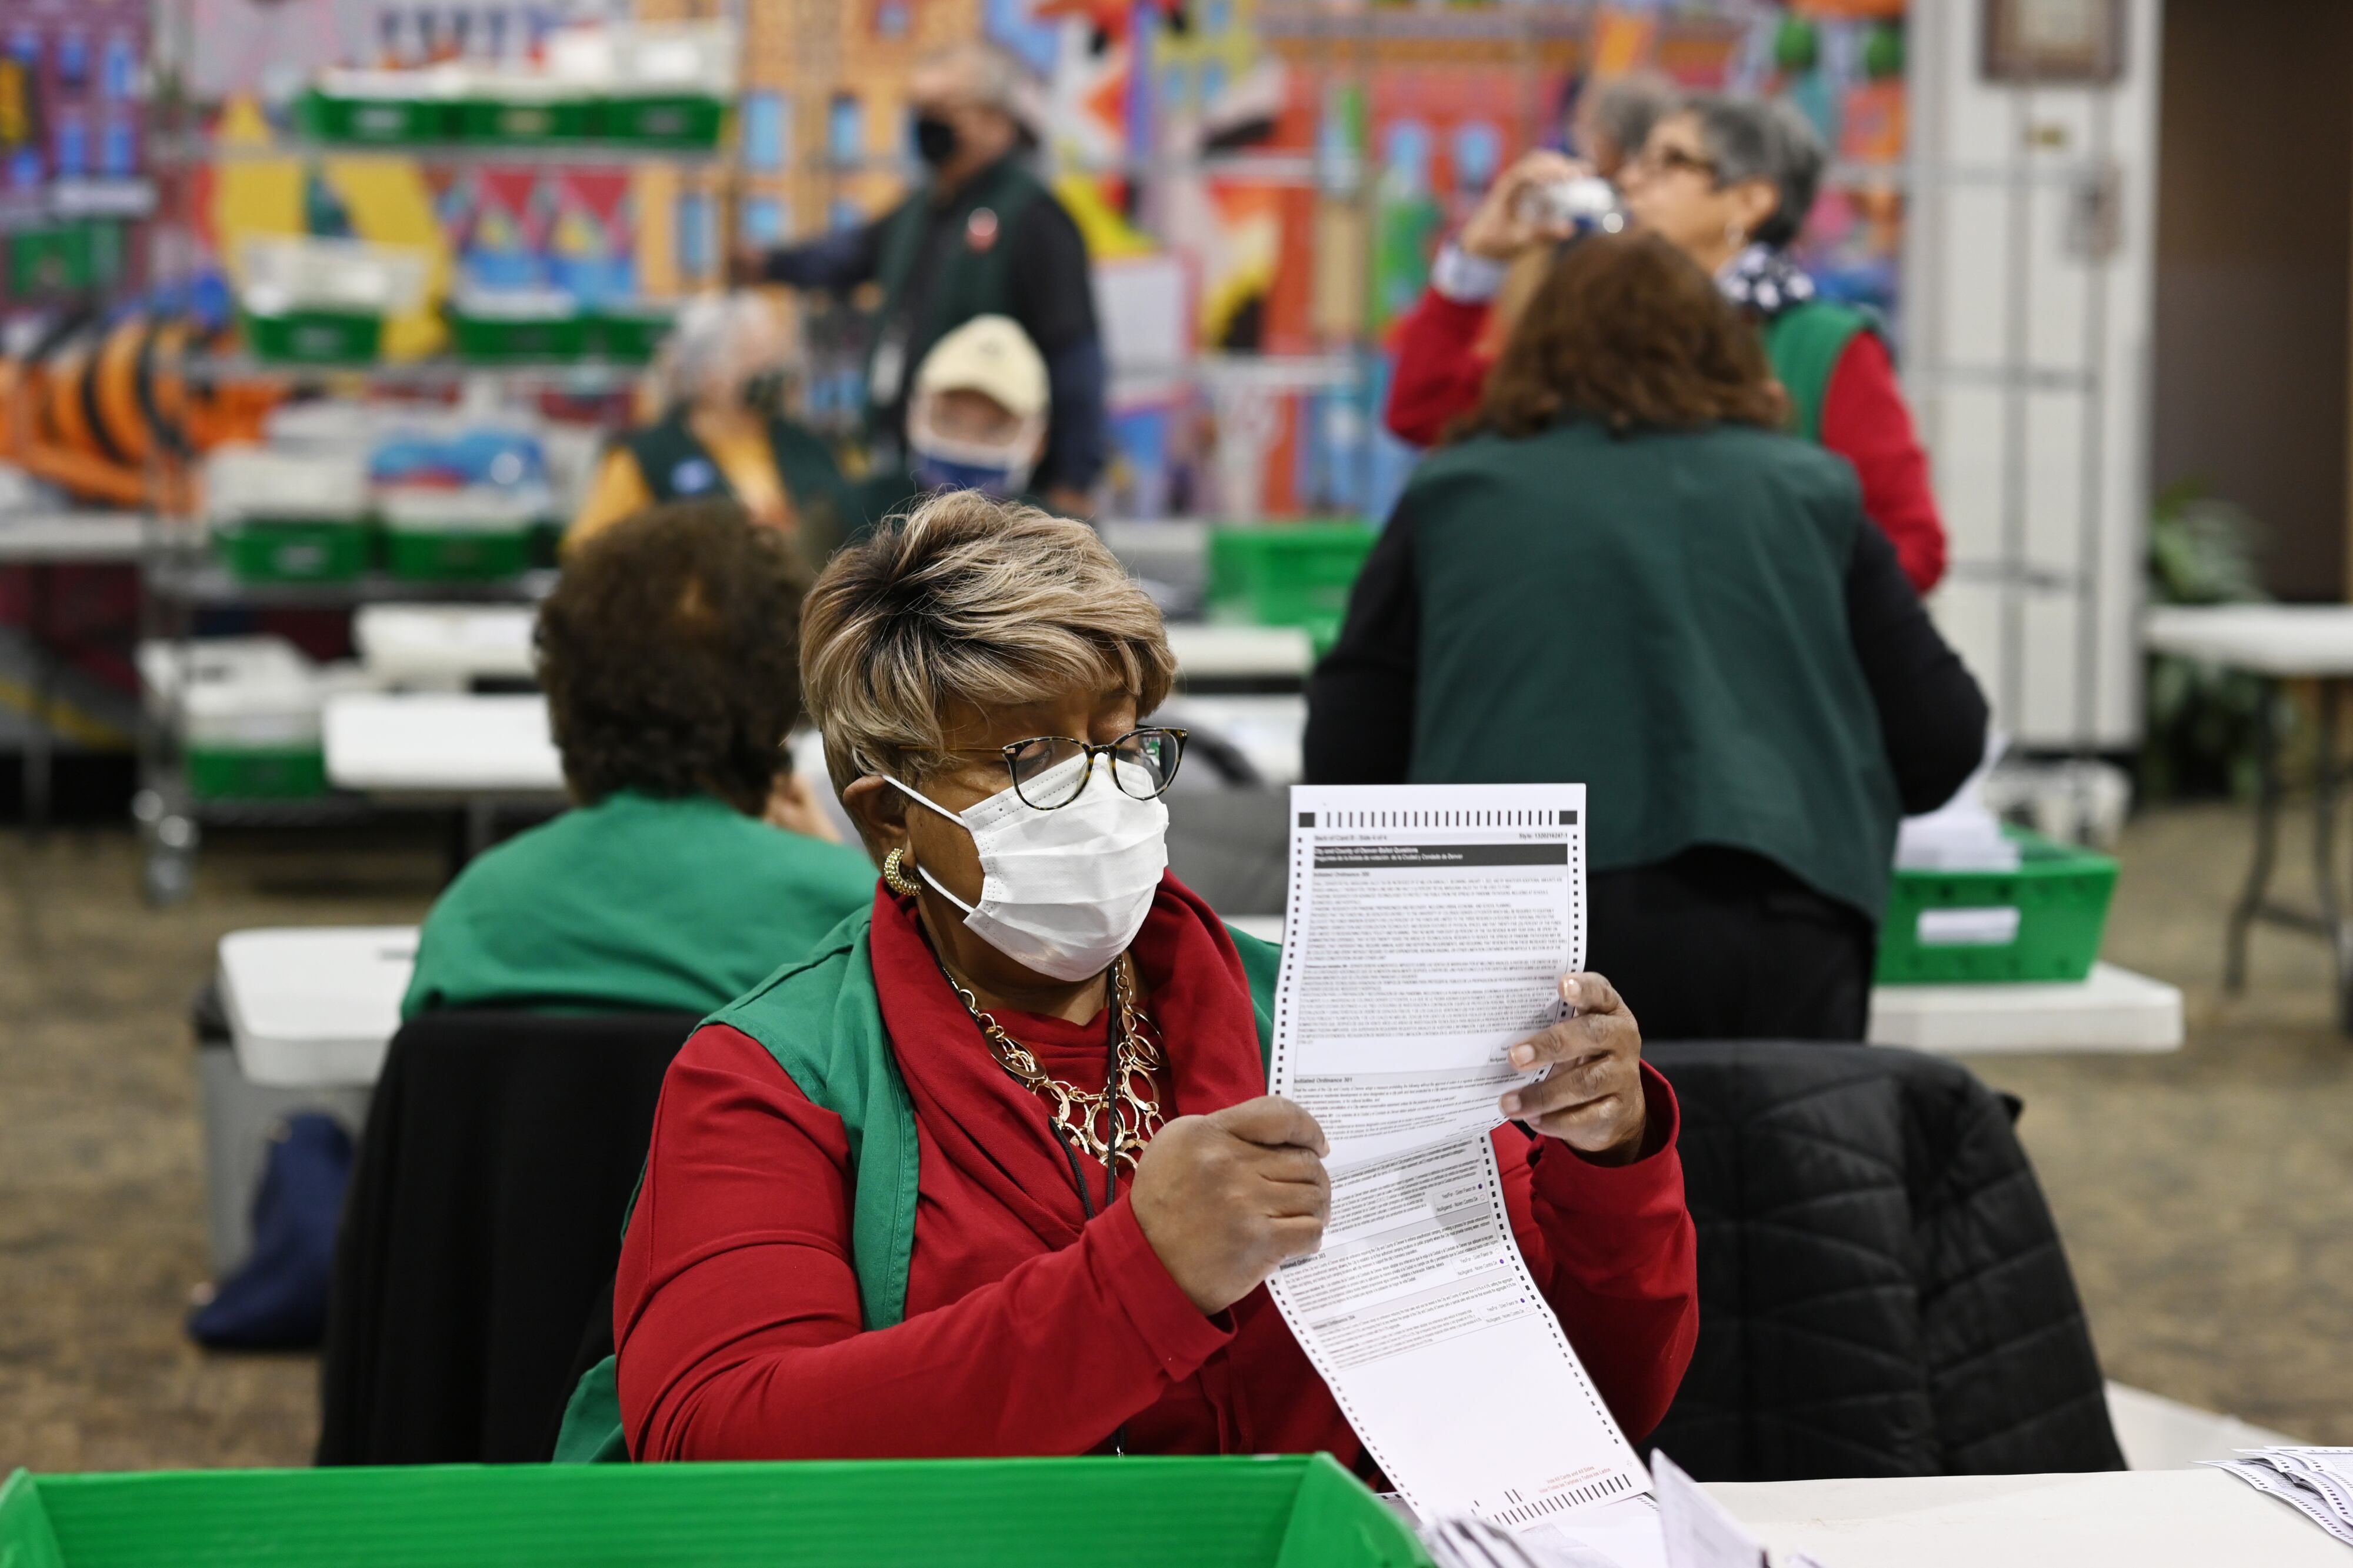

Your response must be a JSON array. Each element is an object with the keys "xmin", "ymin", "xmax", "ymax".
[
  {"xmin": 2144, "ymin": 605, "xmax": 2353, "ymax": 1028},
  {"xmin": 0, "ymin": 509, "xmax": 149, "ymax": 829},
  {"xmin": 324, "ymin": 690, "xmax": 565, "ymax": 856},
  {"xmin": 1710, "ymin": 1466, "xmax": 2344, "ymax": 1568},
  {"xmin": 324, "ymin": 692, "xmax": 562, "ymax": 798},
  {"xmin": 1164, "ymin": 623, "xmax": 1316, "ymax": 690}
]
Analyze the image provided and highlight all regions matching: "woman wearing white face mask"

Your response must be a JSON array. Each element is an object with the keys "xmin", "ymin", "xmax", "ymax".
[{"xmin": 557, "ymin": 490, "xmax": 1697, "ymax": 1466}]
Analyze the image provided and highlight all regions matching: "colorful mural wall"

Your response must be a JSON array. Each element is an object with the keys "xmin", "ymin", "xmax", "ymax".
[
  {"xmin": 176, "ymin": 0, "xmax": 1915, "ymax": 522},
  {"xmin": 938, "ymin": 0, "xmax": 1914, "ymax": 521}
]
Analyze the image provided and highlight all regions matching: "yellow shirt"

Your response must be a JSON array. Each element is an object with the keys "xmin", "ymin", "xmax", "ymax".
[{"xmin": 568, "ymin": 417, "xmax": 792, "ymax": 549}]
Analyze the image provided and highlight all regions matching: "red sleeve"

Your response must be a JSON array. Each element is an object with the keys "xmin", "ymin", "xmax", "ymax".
[
  {"xmin": 614, "ymin": 1023, "xmax": 1231, "ymax": 1461},
  {"xmin": 1502, "ymin": 1061, "xmax": 1699, "ymax": 1442},
  {"xmin": 1818, "ymin": 331, "xmax": 1947, "ymax": 593},
  {"xmin": 1382, "ymin": 287, "xmax": 1495, "ymax": 447}
]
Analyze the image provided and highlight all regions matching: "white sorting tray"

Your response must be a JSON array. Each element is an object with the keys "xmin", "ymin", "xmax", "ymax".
[
  {"xmin": 353, "ymin": 603, "xmax": 538, "ymax": 689},
  {"xmin": 218, "ymin": 925, "xmax": 418, "ymax": 1087},
  {"xmin": 1867, "ymin": 962, "xmax": 2185, "ymax": 1055},
  {"xmin": 324, "ymin": 692, "xmax": 564, "ymax": 796},
  {"xmin": 1165, "ymin": 623, "xmax": 1315, "ymax": 683}
]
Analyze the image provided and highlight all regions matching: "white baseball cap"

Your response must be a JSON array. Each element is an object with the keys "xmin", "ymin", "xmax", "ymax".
[{"xmin": 912, "ymin": 313, "xmax": 1049, "ymax": 421}]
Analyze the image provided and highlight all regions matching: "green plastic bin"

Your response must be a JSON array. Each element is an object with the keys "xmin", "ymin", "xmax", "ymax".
[
  {"xmin": 9, "ymin": 221, "xmax": 122, "ymax": 295},
  {"xmin": 1208, "ymin": 521, "xmax": 1378, "ymax": 655},
  {"xmin": 0, "ymin": 1454, "xmax": 1429, "ymax": 1568},
  {"xmin": 1876, "ymin": 828, "xmax": 2119, "ymax": 985},
  {"xmin": 449, "ymin": 305, "xmax": 586, "ymax": 363},
  {"xmin": 212, "ymin": 519, "xmax": 369, "ymax": 583},
  {"xmin": 297, "ymin": 88, "xmax": 452, "ymax": 144},
  {"xmin": 595, "ymin": 94, "xmax": 726, "ymax": 147},
  {"xmin": 454, "ymin": 95, "xmax": 594, "ymax": 144},
  {"xmin": 244, "ymin": 308, "xmax": 384, "ymax": 365},
  {"xmin": 186, "ymin": 745, "xmax": 329, "ymax": 802},
  {"xmin": 585, "ymin": 301, "xmax": 676, "ymax": 362},
  {"xmin": 383, "ymin": 528, "xmax": 532, "ymax": 581}
]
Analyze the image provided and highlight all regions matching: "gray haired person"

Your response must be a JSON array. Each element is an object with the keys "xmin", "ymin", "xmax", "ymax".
[
  {"xmin": 1392, "ymin": 91, "xmax": 1949, "ymax": 590},
  {"xmin": 1574, "ymin": 73, "xmax": 1680, "ymax": 181}
]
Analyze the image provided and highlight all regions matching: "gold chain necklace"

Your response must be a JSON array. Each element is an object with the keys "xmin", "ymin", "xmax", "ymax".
[{"xmin": 943, "ymin": 953, "xmax": 1166, "ymax": 1172}]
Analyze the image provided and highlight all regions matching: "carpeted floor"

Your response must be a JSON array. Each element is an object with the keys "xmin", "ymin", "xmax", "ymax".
[{"xmin": 0, "ymin": 801, "xmax": 2347, "ymax": 1472}]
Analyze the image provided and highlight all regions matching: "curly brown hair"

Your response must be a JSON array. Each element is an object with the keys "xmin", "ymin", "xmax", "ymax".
[
  {"xmin": 1455, "ymin": 230, "xmax": 1788, "ymax": 441},
  {"xmin": 537, "ymin": 499, "xmax": 812, "ymax": 814}
]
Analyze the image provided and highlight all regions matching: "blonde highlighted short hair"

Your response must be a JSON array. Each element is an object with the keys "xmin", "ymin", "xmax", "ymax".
[{"xmin": 800, "ymin": 491, "xmax": 1175, "ymax": 798}]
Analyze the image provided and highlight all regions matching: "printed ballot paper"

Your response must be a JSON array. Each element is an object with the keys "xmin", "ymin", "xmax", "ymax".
[{"xmin": 1265, "ymin": 783, "xmax": 1649, "ymax": 1529}]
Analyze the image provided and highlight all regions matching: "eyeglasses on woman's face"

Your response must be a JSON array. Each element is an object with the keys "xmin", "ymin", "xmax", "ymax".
[
  {"xmin": 1627, "ymin": 142, "xmax": 1719, "ymax": 185},
  {"xmin": 944, "ymin": 726, "xmax": 1188, "ymax": 810}
]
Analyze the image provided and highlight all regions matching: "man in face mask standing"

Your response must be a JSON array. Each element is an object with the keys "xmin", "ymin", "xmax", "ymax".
[{"xmin": 734, "ymin": 41, "xmax": 1106, "ymax": 520}]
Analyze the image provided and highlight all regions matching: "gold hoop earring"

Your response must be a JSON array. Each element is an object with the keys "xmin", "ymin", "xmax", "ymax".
[{"xmin": 882, "ymin": 846, "xmax": 922, "ymax": 897}]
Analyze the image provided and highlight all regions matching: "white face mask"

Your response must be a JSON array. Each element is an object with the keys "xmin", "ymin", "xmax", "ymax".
[{"xmin": 889, "ymin": 752, "xmax": 1170, "ymax": 983}]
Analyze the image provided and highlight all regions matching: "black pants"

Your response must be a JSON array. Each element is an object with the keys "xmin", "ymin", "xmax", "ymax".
[{"xmin": 1588, "ymin": 847, "xmax": 1875, "ymax": 1043}]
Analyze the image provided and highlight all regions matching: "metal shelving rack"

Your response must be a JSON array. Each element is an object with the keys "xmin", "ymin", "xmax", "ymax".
[{"xmin": 132, "ymin": 0, "xmax": 744, "ymax": 903}]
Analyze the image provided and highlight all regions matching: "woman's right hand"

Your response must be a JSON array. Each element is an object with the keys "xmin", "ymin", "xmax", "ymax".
[
  {"xmin": 1131, "ymin": 1096, "xmax": 1331, "ymax": 1315},
  {"xmin": 1458, "ymin": 149, "xmax": 1594, "ymax": 260}
]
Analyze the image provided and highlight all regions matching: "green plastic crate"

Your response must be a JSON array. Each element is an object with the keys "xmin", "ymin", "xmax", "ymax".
[
  {"xmin": 384, "ymin": 527, "xmax": 532, "ymax": 581},
  {"xmin": 595, "ymin": 94, "xmax": 726, "ymax": 147},
  {"xmin": 244, "ymin": 308, "xmax": 384, "ymax": 365},
  {"xmin": 1876, "ymin": 828, "xmax": 2119, "ymax": 985},
  {"xmin": 1208, "ymin": 521, "xmax": 1378, "ymax": 655},
  {"xmin": 297, "ymin": 88, "xmax": 452, "ymax": 144},
  {"xmin": 0, "ymin": 1454, "xmax": 1429, "ymax": 1568},
  {"xmin": 453, "ymin": 95, "xmax": 594, "ymax": 144},
  {"xmin": 449, "ymin": 306, "xmax": 586, "ymax": 363},
  {"xmin": 584, "ymin": 301, "xmax": 676, "ymax": 362},
  {"xmin": 9, "ymin": 221, "xmax": 122, "ymax": 296},
  {"xmin": 213, "ymin": 520, "xmax": 369, "ymax": 583},
  {"xmin": 186, "ymin": 745, "xmax": 328, "ymax": 802}
]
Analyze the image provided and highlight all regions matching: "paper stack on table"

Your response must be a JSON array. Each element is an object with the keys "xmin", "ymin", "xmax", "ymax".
[{"xmin": 2207, "ymin": 1449, "xmax": 2353, "ymax": 1546}]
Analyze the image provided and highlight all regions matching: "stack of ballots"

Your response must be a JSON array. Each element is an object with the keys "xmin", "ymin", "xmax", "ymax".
[{"xmin": 2208, "ymin": 1449, "xmax": 2353, "ymax": 1546}]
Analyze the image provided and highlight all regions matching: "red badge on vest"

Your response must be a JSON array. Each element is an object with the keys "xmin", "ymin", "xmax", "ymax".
[{"xmin": 966, "ymin": 207, "xmax": 999, "ymax": 251}]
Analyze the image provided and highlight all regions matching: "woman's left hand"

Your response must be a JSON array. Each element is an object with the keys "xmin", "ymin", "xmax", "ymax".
[{"xmin": 1498, "ymin": 973, "xmax": 1650, "ymax": 1166}]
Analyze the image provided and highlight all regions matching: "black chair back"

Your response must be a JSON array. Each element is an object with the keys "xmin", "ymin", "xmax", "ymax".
[
  {"xmin": 317, "ymin": 1007, "xmax": 699, "ymax": 1465},
  {"xmin": 1645, "ymin": 1040, "xmax": 2125, "ymax": 1480}
]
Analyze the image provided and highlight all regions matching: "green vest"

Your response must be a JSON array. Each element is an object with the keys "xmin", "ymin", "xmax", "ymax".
[
  {"xmin": 552, "ymin": 909, "xmax": 1283, "ymax": 1463},
  {"xmin": 1401, "ymin": 418, "xmax": 1901, "ymax": 924},
  {"xmin": 620, "ymin": 405, "xmax": 846, "ymax": 518},
  {"xmin": 866, "ymin": 157, "xmax": 1045, "ymax": 426},
  {"xmin": 401, "ymin": 792, "xmax": 878, "ymax": 1022},
  {"xmin": 1762, "ymin": 301, "xmax": 1872, "ymax": 444}
]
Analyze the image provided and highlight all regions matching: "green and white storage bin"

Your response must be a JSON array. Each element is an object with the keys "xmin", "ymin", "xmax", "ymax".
[
  {"xmin": 548, "ymin": 20, "xmax": 734, "ymax": 148},
  {"xmin": 0, "ymin": 1454, "xmax": 1426, "ymax": 1568},
  {"xmin": 204, "ymin": 446, "xmax": 372, "ymax": 584},
  {"xmin": 595, "ymin": 93, "xmax": 725, "ymax": 146},
  {"xmin": 584, "ymin": 298, "xmax": 675, "ymax": 362},
  {"xmin": 453, "ymin": 75, "xmax": 595, "ymax": 143},
  {"xmin": 1877, "ymin": 826, "xmax": 2120, "ymax": 985},
  {"xmin": 449, "ymin": 287, "xmax": 586, "ymax": 362},
  {"xmin": 1208, "ymin": 521, "xmax": 1378, "ymax": 656},
  {"xmin": 136, "ymin": 638, "xmax": 359, "ymax": 803},
  {"xmin": 379, "ymin": 487, "xmax": 544, "ymax": 581},
  {"xmin": 296, "ymin": 68, "xmax": 462, "ymax": 144},
  {"xmin": 238, "ymin": 235, "xmax": 431, "ymax": 367}
]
